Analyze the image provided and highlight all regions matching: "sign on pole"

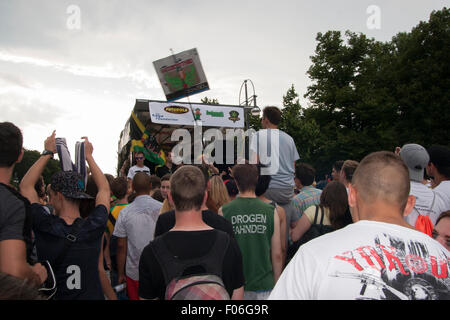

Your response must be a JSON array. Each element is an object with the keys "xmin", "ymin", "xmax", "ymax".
[{"xmin": 153, "ymin": 48, "xmax": 209, "ymax": 102}]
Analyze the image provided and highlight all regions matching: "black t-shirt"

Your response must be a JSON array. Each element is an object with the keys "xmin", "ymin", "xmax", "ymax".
[
  {"xmin": 31, "ymin": 204, "xmax": 108, "ymax": 300},
  {"xmin": 0, "ymin": 183, "xmax": 34, "ymax": 263},
  {"xmin": 138, "ymin": 229, "xmax": 245, "ymax": 300},
  {"xmin": 154, "ymin": 209, "xmax": 234, "ymax": 238},
  {"xmin": 155, "ymin": 164, "xmax": 177, "ymax": 178},
  {"xmin": 0, "ymin": 183, "xmax": 26, "ymax": 242}
]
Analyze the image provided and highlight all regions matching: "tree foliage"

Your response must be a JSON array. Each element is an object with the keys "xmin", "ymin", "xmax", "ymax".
[
  {"xmin": 248, "ymin": 112, "xmax": 262, "ymax": 131},
  {"xmin": 279, "ymin": 85, "xmax": 320, "ymax": 166},
  {"xmin": 285, "ymin": 7, "xmax": 449, "ymax": 178},
  {"xmin": 12, "ymin": 149, "xmax": 61, "ymax": 188},
  {"xmin": 390, "ymin": 8, "xmax": 450, "ymax": 147}
]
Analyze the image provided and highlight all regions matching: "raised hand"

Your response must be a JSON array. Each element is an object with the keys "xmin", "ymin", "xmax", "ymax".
[
  {"xmin": 81, "ymin": 136, "xmax": 94, "ymax": 158},
  {"xmin": 44, "ymin": 130, "xmax": 57, "ymax": 154}
]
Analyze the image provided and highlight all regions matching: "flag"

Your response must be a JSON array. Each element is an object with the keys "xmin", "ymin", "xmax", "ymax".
[{"xmin": 130, "ymin": 111, "xmax": 166, "ymax": 166}]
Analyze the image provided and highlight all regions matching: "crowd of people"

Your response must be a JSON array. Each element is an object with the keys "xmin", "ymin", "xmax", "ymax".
[{"xmin": 0, "ymin": 105, "xmax": 449, "ymax": 300}]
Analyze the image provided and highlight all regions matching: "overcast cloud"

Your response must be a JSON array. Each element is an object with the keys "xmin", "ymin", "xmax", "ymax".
[{"xmin": 0, "ymin": 0, "xmax": 447, "ymax": 174}]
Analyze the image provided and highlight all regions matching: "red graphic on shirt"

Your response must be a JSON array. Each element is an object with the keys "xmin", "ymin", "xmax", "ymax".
[
  {"xmin": 334, "ymin": 244, "xmax": 447, "ymax": 278},
  {"xmin": 331, "ymin": 236, "xmax": 449, "ymax": 300}
]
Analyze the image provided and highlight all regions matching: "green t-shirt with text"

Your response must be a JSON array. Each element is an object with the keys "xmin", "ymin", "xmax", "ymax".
[{"xmin": 222, "ymin": 197, "xmax": 275, "ymax": 291}]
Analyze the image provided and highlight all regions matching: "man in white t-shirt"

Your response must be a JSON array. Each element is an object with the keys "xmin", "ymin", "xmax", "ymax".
[
  {"xmin": 427, "ymin": 145, "xmax": 450, "ymax": 212},
  {"xmin": 269, "ymin": 151, "xmax": 449, "ymax": 300},
  {"xmin": 399, "ymin": 144, "xmax": 443, "ymax": 228},
  {"xmin": 249, "ymin": 106, "xmax": 300, "ymax": 240},
  {"xmin": 114, "ymin": 172, "xmax": 161, "ymax": 299},
  {"xmin": 127, "ymin": 151, "xmax": 151, "ymax": 186}
]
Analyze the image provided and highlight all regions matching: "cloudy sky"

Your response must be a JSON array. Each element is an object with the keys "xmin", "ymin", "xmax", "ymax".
[{"xmin": 0, "ymin": 0, "xmax": 447, "ymax": 175}]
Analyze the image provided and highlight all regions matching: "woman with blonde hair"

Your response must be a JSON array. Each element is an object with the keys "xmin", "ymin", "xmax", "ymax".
[
  {"xmin": 159, "ymin": 198, "xmax": 174, "ymax": 214},
  {"xmin": 209, "ymin": 175, "xmax": 231, "ymax": 213}
]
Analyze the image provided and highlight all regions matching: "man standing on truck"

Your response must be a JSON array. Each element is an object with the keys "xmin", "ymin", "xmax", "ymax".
[{"xmin": 127, "ymin": 151, "xmax": 151, "ymax": 187}]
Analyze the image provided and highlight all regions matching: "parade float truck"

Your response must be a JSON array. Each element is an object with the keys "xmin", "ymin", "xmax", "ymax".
[{"xmin": 117, "ymin": 99, "xmax": 246, "ymax": 176}]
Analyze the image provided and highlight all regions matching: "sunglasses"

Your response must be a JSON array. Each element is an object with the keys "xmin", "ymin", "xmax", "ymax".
[{"xmin": 136, "ymin": 157, "xmax": 144, "ymax": 160}]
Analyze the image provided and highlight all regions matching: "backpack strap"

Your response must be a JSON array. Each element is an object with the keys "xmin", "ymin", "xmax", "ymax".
[
  {"xmin": 318, "ymin": 206, "xmax": 325, "ymax": 232},
  {"xmin": 312, "ymin": 205, "xmax": 319, "ymax": 225},
  {"xmin": 52, "ymin": 218, "xmax": 86, "ymax": 268},
  {"xmin": 152, "ymin": 230, "xmax": 230, "ymax": 285},
  {"xmin": 429, "ymin": 190, "xmax": 436, "ymax": 211},
  {"xmin": 318, "ymin": 206, "xmax": 325, "ymax": 225},
  {"xmin": 412, "ymin": 189, "xmax": 437, "ymax": 219}
]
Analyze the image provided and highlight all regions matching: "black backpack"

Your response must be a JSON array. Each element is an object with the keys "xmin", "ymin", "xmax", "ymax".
[
  {"xmin": 151, "ymin": 230, "xmax": 231, "ymax": 300},
  {"xmin": 287, "ymin": 205, "xmax": 335, "ymax": 263}
]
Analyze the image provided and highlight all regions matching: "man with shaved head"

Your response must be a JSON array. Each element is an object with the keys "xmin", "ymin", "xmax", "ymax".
[
  {"xmin": 349, "ymin": 152, "xmax": 411, "ymax": 218},
  {"xmin": 270, "ymin": 151, "xmax": 450, "ymax": 300},
  {"xmin": 113, "ymin": 172, "xmax": 162, "ymax": 299}
]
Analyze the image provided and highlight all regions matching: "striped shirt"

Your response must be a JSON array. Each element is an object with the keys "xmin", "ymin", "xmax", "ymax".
[{"xmin": 291, "ymin": 186, "xmax": 322, "ymax": 219}]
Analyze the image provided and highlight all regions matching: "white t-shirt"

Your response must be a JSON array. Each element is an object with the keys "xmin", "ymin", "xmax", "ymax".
[
  {"xmin": 113, "ymin": 195, "xmax": 162, "ymax": 280},
  {"xmin": 249, "ymin": 129, "xmax": 300, "ymax": 188},
  {"xmin": 405, "ymin": 181, "xmax": 442, "ymax": 226},
  {"xmin": 127, "ymin": 165, "xmax": 151, "ymax": 180},
  {"xmin": 269, "ymin": 220, "xmax": 449, "ymax": 300},
  {"xmin": 434, "ymin": 180, "xmax": 450, "ymax": 213}
]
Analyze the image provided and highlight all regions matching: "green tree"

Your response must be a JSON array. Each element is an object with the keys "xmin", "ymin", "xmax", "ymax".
[
  {"xmin": 390, "ymin": 8, "xmax": 450, "ymax": 147},
  {"xmin": 305, "ymin": 30, "xmax": 399, "ymax": 163},
  {"xmin": 278, "ymin": 85, "xmax": 321, "ymax": 170},
  {"xmin": 299, "ymin": 7, "xmax": 450, "ymax": 177},
  {"xmin": 247, "ymin": 112, "xmax": 262, "ymax": 131},
  {"xmin": 255, "ymin": 8, "xmax": 449, "ymax": 178},
  {"xmin": 12, "ymin": 149, "xmax": 60, "ymax": 188}
]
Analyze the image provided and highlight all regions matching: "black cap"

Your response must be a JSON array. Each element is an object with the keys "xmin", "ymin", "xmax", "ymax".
[{"xmin": 51, "ymin": 171, "xmax": 94, "ymax": 200}]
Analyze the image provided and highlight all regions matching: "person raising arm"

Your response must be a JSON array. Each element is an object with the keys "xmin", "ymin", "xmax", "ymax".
[{"xmin": 20, "ymin": 132, "xmax": 113, "ymax": 300}]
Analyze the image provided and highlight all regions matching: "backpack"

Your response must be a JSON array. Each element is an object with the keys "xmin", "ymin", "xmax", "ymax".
[
  {"xmin": 287, "ymin": 205, "xmax": 335, "ymax": 263},
  {"xmin": 151, "ymin": 230, "xmax": 231, "ymax": 300},
  {"xmin": 299, "ymin": 205, "xmax": 335, "ymax": 244}
]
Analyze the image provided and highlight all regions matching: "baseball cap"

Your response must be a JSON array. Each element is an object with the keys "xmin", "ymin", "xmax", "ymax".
[
  {"xmin": 50, "ymin": 171, "xmax": 94, "ymax": 200},
  {"xmin": 399, "ymin": 144, "xmax": 429, "ymax": 182}
]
